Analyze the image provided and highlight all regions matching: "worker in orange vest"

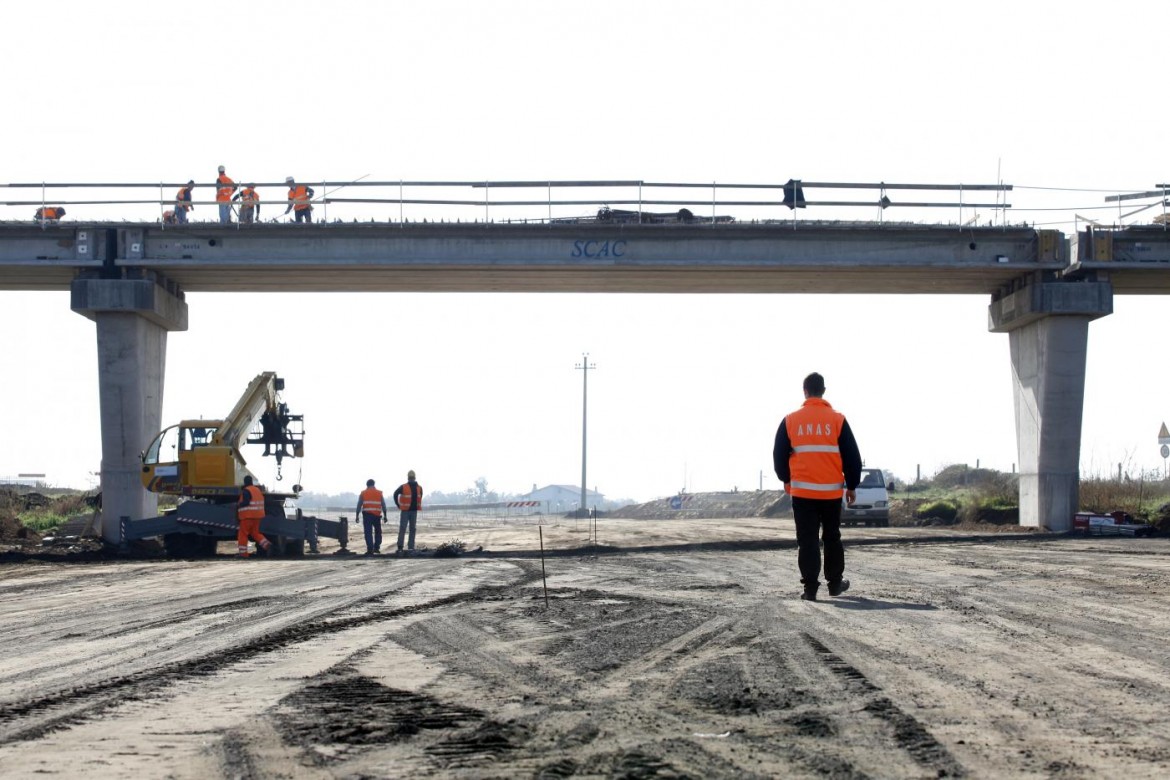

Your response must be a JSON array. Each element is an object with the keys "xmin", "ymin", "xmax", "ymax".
[
  {"xmin": 393, "ymin": 470, "xmax": 423, "ymax": 555},
  {"xmin": 283, "ymin": 176, "xmax": 315, "ymax": 223},
  {"xmin": 232, "ymin": 183, "xmax": 260, "ymax": 224},
  {"xmin": 34, "ymin": 206, "xmax": 66, "ymax": 222},
  {"xmin": 237, "ymin": 475, "xmax": 273, "ymax": 558},
  {"xmin": 355, "ymin": 478, "xmax": 389, "ymax": 555},
  {"xmin": 773, "ymin": 372, "xmax": 862, "ymax": 601},
  {"xmin": 174, "ymin": 180, "xmax": 195, "ymax": 224},
  {"xmin": 216, "ymin": 165, "xmax": 237, "ymax": 224}
]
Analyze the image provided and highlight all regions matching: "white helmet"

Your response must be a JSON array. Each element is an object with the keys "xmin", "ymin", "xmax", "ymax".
[
  {"xmin": 285, "ymin": 176, "xmax": 294, "ymax": 184},
  {"xmin": 218, "ymin": 165, "xmax": 225, "ymax": 173}
]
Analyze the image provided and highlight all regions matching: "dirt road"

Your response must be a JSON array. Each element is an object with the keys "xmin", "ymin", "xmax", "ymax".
[{"xmin": 2, "ymin": 517, "xmax": 1169, "ymax": 778}]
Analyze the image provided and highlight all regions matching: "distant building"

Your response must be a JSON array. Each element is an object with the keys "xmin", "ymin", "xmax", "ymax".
[
  {"xmin": 0, "ymin": 473, "xmax": 46, "ymax": 488},
  {"xmin": 521, "ymin": 484, "xmax": 605, "ymax": 512}
]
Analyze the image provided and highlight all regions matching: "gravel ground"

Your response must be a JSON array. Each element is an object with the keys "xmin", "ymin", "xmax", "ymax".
[{"xmin": 1, "ymin": 516, "xmax": 1168, "ymax": 778}]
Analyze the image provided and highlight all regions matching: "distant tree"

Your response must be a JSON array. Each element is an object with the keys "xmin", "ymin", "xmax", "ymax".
[{"xmin": 473, "ymin": 477, "xmax": 500, "ymax": 503}]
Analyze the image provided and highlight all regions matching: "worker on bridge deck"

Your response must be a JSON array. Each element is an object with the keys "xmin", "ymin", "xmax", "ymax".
[
  {"xmin": 356, "ymin": 479, "xmax": 389, "ymax": 555},
  {"xmin": 174, "ymin": 180, "xmax": 195, "ymax": 224},
  {"xmin": 34, "ymin": 206, "xmax": 66, "ymax": 223},
  {"xmin": 284, "ymin": 176, "xmax": 314, "ymax": 223},
  {"xmin": 237, "ymin": 475, "xmax": 272, "ymax": 558},
  {"xmin": 216, "ymin": 165, "xmax": 238, "ymax": 224},
  {"xmin": 233, "ymin": 183, "xmax": 260, "ymax": 224}
]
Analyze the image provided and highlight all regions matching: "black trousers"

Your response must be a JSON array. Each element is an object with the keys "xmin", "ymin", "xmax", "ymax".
[
  {"xmin": 361, "ymin": 512, "xmax": 382, "ymax": 552},
  {"xmin": 792, "ymin": 496, "xmax": 845, "ymax": 590}
]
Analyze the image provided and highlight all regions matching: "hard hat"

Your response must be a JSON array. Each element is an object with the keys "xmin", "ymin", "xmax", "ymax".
[
  {"xmin": 285, "ymin": 176, "xmax": 294, "ymax": 184},
  {"xmin": 218, "ymin": 165, "xmax": 225, "ymax": 173},
  {"xmin": 407, "ymin": 470, "xmax": 416, "ymax": 479}
]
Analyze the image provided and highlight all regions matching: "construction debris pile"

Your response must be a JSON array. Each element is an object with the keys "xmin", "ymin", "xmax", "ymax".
[
  {"xmin": 610, "ymin": 490, "xmax": 791, "ymax": 521},
  {"xmin": 0, "ymin": 487, "xmax": 110, "ymax": 560},
  {"xmin": 434, "ymin": 539, "xmax": 468, "ymax": 557},
  {"xmin": 0, "ymin": 488, "xmax": 42, "ymax": 543}
]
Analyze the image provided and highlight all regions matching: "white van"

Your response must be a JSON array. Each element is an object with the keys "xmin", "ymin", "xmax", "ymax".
[{"xmin": 841, "ymin": 468, "xmax": 891, "ymax": 527}]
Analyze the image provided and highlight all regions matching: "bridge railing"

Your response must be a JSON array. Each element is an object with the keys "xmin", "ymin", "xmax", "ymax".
[{"xmin": 0, "ymin": 179, "xmax": 1013, "ymax": 227}]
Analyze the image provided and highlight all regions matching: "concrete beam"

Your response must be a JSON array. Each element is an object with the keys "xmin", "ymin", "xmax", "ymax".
[
  {"xmin": 71, "ymin": 276, "xmax": 188, "ymax": 331},
  {"xmin": 989, "ymin": 280, "xmax": 1112, "ymax": 531},
  {"xmin": 71, "ymin": 277, "xmax": 187, "ymax": 545},
  {"xmin": 1066, "ymin": 225, "xmax": 1170, "ymax": 293},
  {"xmin": 0, "ymin": 222, "xmax": 1058, "ymax": 294},
  {"xmin": 987, "ymin": 278, "xmax": 1112, "ymax": 333}
]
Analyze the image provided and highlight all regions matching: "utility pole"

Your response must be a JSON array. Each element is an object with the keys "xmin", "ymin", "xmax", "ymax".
[{"xmin": 575, "ymin": 353, "xmax": 596, "ymax": 518}]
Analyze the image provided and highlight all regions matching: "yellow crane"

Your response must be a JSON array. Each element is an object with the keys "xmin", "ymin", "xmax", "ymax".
[
  {"xmin": 140, "ymin": 372, "xmax": 304, "ymax": 500},
  {"xmin": 128, "ymin": 373, "xmax": 344, "ymax": 557}
]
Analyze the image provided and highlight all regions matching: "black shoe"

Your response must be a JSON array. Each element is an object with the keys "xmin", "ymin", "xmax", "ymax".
[
  {"xmin": 364, "ymin": 550, "xmax": 374, "ymax": 555},
  {"xmin": 801, "ymin": 590, "xmax": 818, "ymax": 601},
  {"xmin": 828, "ymin": 580, "xmax": 850, "ymax": 597}
]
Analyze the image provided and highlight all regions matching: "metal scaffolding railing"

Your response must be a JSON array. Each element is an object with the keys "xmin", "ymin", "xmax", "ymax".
[{"xmin": 0, "ymin": 178, "xmax": 1015, "ymax": 227}]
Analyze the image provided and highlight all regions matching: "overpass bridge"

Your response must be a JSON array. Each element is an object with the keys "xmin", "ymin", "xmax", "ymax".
[{"xmin": 1, "ymin": 186, "xmax": 1168, "ymax": 542}]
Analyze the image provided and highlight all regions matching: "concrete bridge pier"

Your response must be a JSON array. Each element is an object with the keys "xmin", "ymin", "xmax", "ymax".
[
  {"xmin": 989, "ymin": 277, "xmax": 1112, "ymax": 531},
  {"xmin": 71, "ymin": 275, "xmax": 187, "ymax": 546}
]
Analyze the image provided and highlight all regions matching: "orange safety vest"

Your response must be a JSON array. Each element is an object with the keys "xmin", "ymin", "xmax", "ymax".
[
  {"xmin": 216, "ymin": 174, "xmax": 236, "ymax": 202},
  {"xmin": 785, "ymin": 398, "xmax": 846, "ymax": 500},
  {"xmin": 37, "ymin": 207, "xmax": 63, "ymax": 219},
  {"xmin": 238, "ymin": 484, "xmax": 266, "ymax": 520},
  {"xmin": 239, "ymin": 187, "xmax": 258, "ymax": 206},
  {"xmin": 397, "ymin": 483, "xmax": 420, "ymax": 511},
  {"xmin": 360, "ymin": 487, "xmax": 384, "ymax": 517},
  {"xmin": 288, "ymin": 184, "xmax": 311, "ymax": 211}
]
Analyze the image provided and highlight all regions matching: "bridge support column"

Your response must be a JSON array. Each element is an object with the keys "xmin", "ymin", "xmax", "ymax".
[
  {"xmin": 989, "ymin": 278, "xmax": 1112, "ymax": 531},
  {"xmin": 72, "ymin": 276, "xmax": 187, "ymax": 546}
]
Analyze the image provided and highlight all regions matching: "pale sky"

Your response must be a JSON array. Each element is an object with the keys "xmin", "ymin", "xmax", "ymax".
[{"xmin": 2, "ymin": 1, "xmax": 1168, "ymax": 501}]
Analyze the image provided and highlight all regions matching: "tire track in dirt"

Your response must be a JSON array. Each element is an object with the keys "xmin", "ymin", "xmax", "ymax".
[
  {"xmin": 308, "ymin": 576, "xmax": 738, "ymax": 776},
  {"xmin": 219, "ymin": 732, "xmax": 261, "ymax": 779},
  {"xmin": 0, "ymin": 564, "xmax": 540, "ymax": 746},
  {"xmin": 803, "ymin": 632, "xmax": 967, "ymax": 777},
  {"xmin": 626, "ymin": 602, "xmax": 871, "ymax": 778},
  {"xmin": 0, "ymin": 567, "xmax": 428, "ymax": 701},
  {"xmin": 81, "ymin": 595, "xmax": 292, "ymax": 640},
  {"xmin": 389, "ymin": 571, "xmax": 873, "ymax": 777}
]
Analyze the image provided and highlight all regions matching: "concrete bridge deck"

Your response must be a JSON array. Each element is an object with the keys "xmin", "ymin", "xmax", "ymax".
[{"xmin": 0, "ymin": 221, "xmax": 1060, "ymax": 294}]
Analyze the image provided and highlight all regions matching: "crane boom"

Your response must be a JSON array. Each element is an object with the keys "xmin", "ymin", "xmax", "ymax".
[{"xmin": 214, "ymin": 371, "xmax": 282, "ymax": 451}]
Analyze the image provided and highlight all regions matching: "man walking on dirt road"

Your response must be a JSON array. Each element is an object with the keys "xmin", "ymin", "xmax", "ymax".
[
  {"xmin": 356, "ymin": 478, "xmax": 388, "ymax": 555},
  {"xmin": 772, "ymin": 372, "xmax": 862, "ymax": 601},
  {"xmin": 393, "ymin": 470, "xmax": 423, "ymax": 555}
]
